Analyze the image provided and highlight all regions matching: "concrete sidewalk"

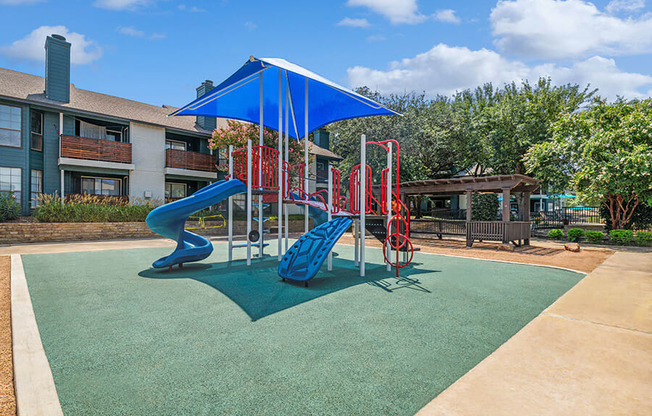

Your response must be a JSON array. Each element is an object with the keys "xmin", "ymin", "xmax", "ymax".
[{"xmin": 416, "ymin": 251, "xmax": 652, "ymax": 416}]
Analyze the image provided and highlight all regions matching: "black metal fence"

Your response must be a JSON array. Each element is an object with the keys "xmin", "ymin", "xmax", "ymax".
[{"xmin": 530, "ymin": 207, "xmax": 602, "ymax": 229}]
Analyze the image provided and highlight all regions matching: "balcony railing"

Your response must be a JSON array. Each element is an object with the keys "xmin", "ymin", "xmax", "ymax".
[
  {"xmin": 60, "ymin": 135, "xmax": 132, "ymax": 164},
  {"xmin": 166, "ymin": 149, "xmax": 216, "ymax": 172}
]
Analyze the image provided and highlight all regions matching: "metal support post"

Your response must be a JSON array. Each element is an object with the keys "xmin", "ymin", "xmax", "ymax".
[
  {"xmin": 327, "ymin": 164, "xmax": 333, "ymax": 271},
  {"xmin": 360, "ymin": 134, "xmax": 366, "ymax": 277},
  {"xmin": 386, "ymin": 142, "xmax": 392, "ymax": 272},
  {"xmin": 228, "ymin": 145, "xmax": 233, "ymax": 262},
  {"xmin": 277, "ymin": 68, "xmax": 283, "ymax": 260},
  {"xmin": 246, "ymin": 139, "xmax": 252, "ymax": 265},
  {"xmin": 304, "ymin": 77, "xmax": 309, "ymax": 234}
]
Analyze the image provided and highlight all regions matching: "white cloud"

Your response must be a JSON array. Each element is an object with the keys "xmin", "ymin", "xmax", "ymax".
[
  {"xmin": 346, "ymin": 0, "xmax": 426, "ymax": 24},
  {"xmin": 178, "ymin": 4, "xmax": 205, "ymax": 12},
  {"xmin": 347, "ymin": 43, "xmax": 652, "ymax": 99},
  {"xmin": 434, "ymin": 9, "xmax": 460, "ymax": 24},
  {"xmin": 0, "ymin": 25, "xmax": 102, "ymax": 65},
  {"xmin": 367, "ymin": 34, "xmax": 386, "ymax": 42},
  {"xmin": 116, "ymin": 26, "xmax": 165, "ymax": 40},
  {"xmin": 93, "ymin": 0, "xmax": 152, "ymax": 11},
  {"xmin": 116, "ymin": 26, "xmax": 144, "ymax": 37},
  {"xmin": 244, "ymin": 21, "xmax": 257, "ymax": 30},
  {"xmin": 0, "ymin": 0, "xmax": 44, "ymax": 4},
  {"xmin": 606, "ymin": 0, "xmax": 645, "ymax": 13},
  {"xmin": 491, "ymin": 0, "xmax": 652, "ymax": 59},
  {"xmin": 337, "ymin": 17, "xmax": 371, "ymax": 27}
]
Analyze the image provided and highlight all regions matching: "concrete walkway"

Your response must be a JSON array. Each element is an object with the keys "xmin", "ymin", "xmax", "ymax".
[{"xmin": 416, "ymin": 251, "xmax": 652, "ymax": 416}]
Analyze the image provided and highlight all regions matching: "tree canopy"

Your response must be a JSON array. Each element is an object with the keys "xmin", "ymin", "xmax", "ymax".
[
  {"xmin": 328, "ymin": 78, "xmax": 595, "ymax": 185},
  {"xmin": 525, "ymin": 98, "xmax": 652, "ymax": 229}
]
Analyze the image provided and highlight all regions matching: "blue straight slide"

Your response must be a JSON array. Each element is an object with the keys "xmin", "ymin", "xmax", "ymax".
[
  {"xmin": 278, "ymin": 216, "xmax": 353, "ymax": 283},
  {"xmin": 146, "ymin": 179, "xmax": 246, "ymax": 268}
]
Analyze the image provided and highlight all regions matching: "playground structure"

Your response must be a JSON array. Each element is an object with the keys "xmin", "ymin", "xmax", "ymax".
[{"xmin": 146, "ymin": 56, "xmax": 413, "ymax": 283}]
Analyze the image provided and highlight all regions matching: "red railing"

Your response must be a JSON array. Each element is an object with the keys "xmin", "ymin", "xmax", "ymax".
[
  {"xmin": 232, "ymin": 145, "xmax": 280, "ymax": 190},
  {"xmin": 349, "ymin": 164, "xmax": 376, "ymax": 214}
]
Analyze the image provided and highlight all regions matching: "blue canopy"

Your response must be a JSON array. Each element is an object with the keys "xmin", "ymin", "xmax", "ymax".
[{"xmin": 169, "ymin": 56, "xmax": 401, "ymax": 139}]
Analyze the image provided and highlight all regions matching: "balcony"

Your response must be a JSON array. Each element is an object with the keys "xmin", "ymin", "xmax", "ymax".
[
  {"xmin": 60, "ymin": 135, "xmax": 132, "ymax": 164},
  {"xmin": 166, "ymin": 149, "xmax": 216, "ymax": 172}
]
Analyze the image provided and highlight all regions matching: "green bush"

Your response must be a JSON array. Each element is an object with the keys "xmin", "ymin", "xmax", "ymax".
[
  {"xmin": 567, "ymin": 228, "xmax": 585, "ymax": 242},
  {"xmin": 0, "ymin": 192, "xmax": 21, "ymax": 222},
  {"xmin": 635, "ymin": 231, "xmax": 652, "ymax": 246},
  {"xmin": 609, "ymin": 229, "xmax": 634, "ymax": 245},
  {"xmin": 585, "ymin": 230, "xmax": 605, "ymax": 244},
  {"xmin": 33, "ymin": 193, "xmax": 161, "ymax": 223},
  {"xmin": 548, "ymin": 229, "xmax": 564, "ymax": 239},
  {"xmin": 471, "ymin": 193, "xmax": 499, "ymax": 221}
]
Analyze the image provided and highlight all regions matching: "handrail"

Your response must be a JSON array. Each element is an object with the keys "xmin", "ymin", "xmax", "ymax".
[{"xmin": 231, "ymin": 145, "xmax": 280, "ymax": 190}]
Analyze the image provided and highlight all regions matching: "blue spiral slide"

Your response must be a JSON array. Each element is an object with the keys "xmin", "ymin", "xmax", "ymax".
[{"xmin": 146, "ymin": 179, "xmax": 246, "ymax": 269}]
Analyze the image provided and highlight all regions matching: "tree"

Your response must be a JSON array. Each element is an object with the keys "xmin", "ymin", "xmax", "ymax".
[
  {"xmin": 208, "ymin": 119, "xmax": 304, "ymax": 169},
  {"xmin": 456, "ymin": 78, "xmax": 595, "ymax": 175},
  {"xmin": 526, "ymin": 98, "xmax": 652, "ymax": 229}
]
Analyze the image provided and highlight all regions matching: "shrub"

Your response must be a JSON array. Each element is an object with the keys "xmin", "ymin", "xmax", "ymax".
[
  {"xmin": 609, "ymin": 229, "xmax": 634, "ymax": 245},
  {"xmin": 0, "ymin": 192, "xmax": 20, "ymax": 222},
  {"xmin": 636, "ymin": 231, "xmax": 652, "ymax": 246},
  {"xmin": 585, "ymin": 230, "xmax": 605, "ymax": 244},
  {"xmin": 471, "ymin": 193, "xmax": 499, "ymax": 221},
  {"xmin": 548, "ymin": 229, "xmax": 564, "ymax": 239},
  {"xmin": 567, "ymin": 228, "xmax": 585, "ymax": 242},
  {"xmin": 34, "ymin": 193, "xmax": 161, "ymax": 223}
]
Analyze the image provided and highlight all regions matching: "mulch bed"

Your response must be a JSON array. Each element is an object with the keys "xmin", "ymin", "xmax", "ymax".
[{"xmin": 0, "ymin": 256, "xmax": 15, "ymax": 416}]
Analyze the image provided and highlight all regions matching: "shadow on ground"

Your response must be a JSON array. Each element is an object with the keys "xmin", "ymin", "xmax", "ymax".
[{"xmin": 139, "ymin": 256, "xmax": 434, "ymax": 321}]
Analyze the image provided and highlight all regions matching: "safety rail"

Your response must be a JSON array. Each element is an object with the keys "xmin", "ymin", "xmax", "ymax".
[
  {"xmin": 231, "ymin": 145, "xmax": 280, "ymax": 190},
  {"xmin": 349, "ymin": 164, "xmax": 378, "ymax": 214}
]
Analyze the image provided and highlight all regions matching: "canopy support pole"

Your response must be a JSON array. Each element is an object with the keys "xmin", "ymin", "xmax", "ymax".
[
  {"xmin": 360, "ymin": 134, "xmax": 366, "ymax": 277},
  {"xmin": 304, "ymin": 77, "xmax": 309, "ymax": 234},
  {"xmin": 284, "ymin": 78, "xmax": 290, "ymax": 252},
  {"xmin": 258, "ymin": 74, "xmax": 264, "ymax": 258},
  {"xmin": 228, "ymin": 144, "xmax": 233, "ymax": 262},
  {"xmin": 277, "ymin": 68, "xmax": 283, "ymax": 261},
  {"xmin": 386, "ymin": 142, "xmax": 392, "ymax": 272},
  {"xmin": 327, "ymin": 163, "xmax": 333, "ymax": 271},
  {"xmin": 246, "ymin": 138, "xmax": 252, "ymax": 265}
]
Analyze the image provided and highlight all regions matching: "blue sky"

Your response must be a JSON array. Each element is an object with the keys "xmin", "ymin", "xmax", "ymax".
[{"xmin": 0, "ymin": 0, "xmax": 651, "ymax": 107}]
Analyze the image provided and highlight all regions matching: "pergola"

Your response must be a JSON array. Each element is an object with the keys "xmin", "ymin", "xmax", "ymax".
[{"xmin": 399, "ymin": 174, "xmax": 540, "ymax": 246}]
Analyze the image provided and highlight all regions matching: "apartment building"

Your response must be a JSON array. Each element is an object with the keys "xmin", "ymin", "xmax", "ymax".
[
  {"xmin": 0, "ymin": 34, "xmax": 343, "ymax": 216},
  {"xmin": 0, "ymin": 34, "xmax": 224, "ymax": 215}
]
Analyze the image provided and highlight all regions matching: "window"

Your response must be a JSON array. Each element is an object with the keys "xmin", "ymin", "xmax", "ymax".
[
  {"xmin": 0, "ymin": 104, "xmax": 22, "ymax": 148},
  {"xmin": 81, "ymin": 177, "xmax": 122, "ymax": 196},
  {"xmin": 165, "ymin": 140, "xmax": 187, "ymax": 151},
  {"xmin": 106, "ymin": 129, "xmax": 122, "ymax": 142},
  {"xmin": 30, "ymin": 170, "xmax": 42, "ymax": 208},
  {"xmin": 165, "ymin": 182, "xmax": 187, "ymax": 198},
  {"xmin": 0, "ymin": 167, "xmax": 21, "ymax": 205},
  {"xmin": 30, "ymin": 110, "xmax": 43, "ymax": 151}
]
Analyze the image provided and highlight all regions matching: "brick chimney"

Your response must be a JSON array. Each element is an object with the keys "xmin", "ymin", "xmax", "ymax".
[
  {"xmin": 196, "ymin": 80, "xmax": 216, "ymax": 131},
  {"xmin": 45, "ymin": 34, "xmax": 71, "ymax": 103}
]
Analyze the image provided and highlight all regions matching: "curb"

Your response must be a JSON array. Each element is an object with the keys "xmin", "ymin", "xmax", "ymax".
[{"xmin": 11, "ymin": 254, "xmax": 63, "ymax": 416}]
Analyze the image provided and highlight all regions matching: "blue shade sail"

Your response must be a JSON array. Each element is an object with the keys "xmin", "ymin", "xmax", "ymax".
[{"xmin": 169, "ymin": 57, "xmax": 401, "ymax": 139}]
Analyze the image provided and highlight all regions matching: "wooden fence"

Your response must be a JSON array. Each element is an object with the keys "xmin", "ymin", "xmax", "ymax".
[{"xmin": 409, "ymin": 218, "xmax": 531, "ymax": 246}]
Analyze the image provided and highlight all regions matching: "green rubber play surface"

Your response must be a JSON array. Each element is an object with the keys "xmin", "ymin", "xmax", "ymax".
[{"xmin": 22, "ymin": 242, "xmax": 583, "ymax": 415}]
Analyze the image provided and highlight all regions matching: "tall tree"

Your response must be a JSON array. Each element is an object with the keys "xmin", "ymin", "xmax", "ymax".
[
  {"xmin": 459, "ymin": 78, "xmax": 595, "ymax": 175},
  {"xmin": 526, "ymin": 98, "xmax": 652, "ymax": 229}
]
